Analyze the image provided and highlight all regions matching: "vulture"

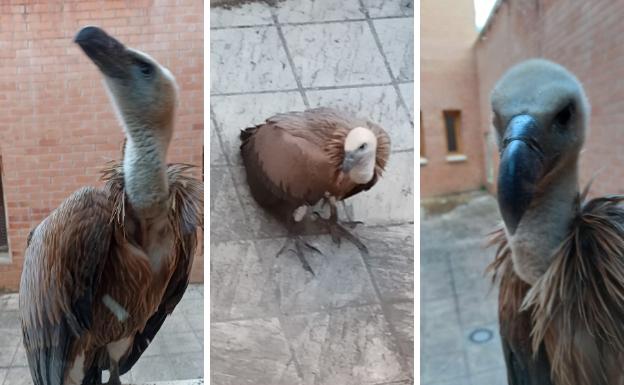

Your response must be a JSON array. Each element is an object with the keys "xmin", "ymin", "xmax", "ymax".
[
  {"xmin": 239, "ymin": 108, "xmax": 390, "ymax": 273},
  {"xmin": 489, "ymin": 58, "xmax": 624, "ymax": 385},
  {"xmin": 18, "ymin": 26, "xmax": 202, "ymax": 385}
]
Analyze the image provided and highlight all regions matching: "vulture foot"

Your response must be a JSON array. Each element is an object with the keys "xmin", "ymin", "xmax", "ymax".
[
  {"xmin": 276, "ymin": 236, "xmax": 321, "ymax": 275},
  {"xmin": 327, "ymin": 221, "xmax": 369, "ymax": 255}
]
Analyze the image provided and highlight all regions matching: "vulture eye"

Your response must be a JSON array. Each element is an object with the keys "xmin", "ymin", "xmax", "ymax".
[
  {"xmin": 554, "ymin": 102, "xmax": 574, "ymax": 129},
  {"xmin": 358, "ymin": 143, "xmax": 366, "ymax": 150},
  {"xmin": 137, "ymin": 61, "xmax": 154, "ymax": 78}
]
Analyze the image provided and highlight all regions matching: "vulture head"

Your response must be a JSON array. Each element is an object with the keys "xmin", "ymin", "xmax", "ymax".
[
  {"xmin": 74, "ymin": 26, "xmax": 178, "ymax": 141},
  {"xmin": 491, "ymin": 59, "xmax": 590, "ymax": 234},
  {"xmin": 342, "ymin": 126, "xmax": 378, "ymax": 184}
]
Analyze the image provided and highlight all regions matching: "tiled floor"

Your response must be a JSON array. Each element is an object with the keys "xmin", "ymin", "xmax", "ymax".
[
  {"xmin": 0, "ymin": 284, "xmax": 203, "ymax": 385},
  {"xmin": 210, "ymin": 0, "xmax": 414, "ymax": 384},
  {"xmin": 421, "ymin": 194, "xmax": 507, "ymax": 385}
]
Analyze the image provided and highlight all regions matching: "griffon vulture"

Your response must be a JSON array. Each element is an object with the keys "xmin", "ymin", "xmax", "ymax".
[
  {"xmin": 239, "ymin": 108, "xmax": 390, "ymax": 273},
  {"xmin": 18, "ymin": 26, "xmax": 202, "ymax": 385},
  {"xmin": 489, "ymin": 58, "xmax": 624, "ymax": 385}
]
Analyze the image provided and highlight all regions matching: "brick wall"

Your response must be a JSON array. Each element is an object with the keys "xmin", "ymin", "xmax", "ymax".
[
  {"xmin": 0, "ymin": 0, "xmax": 203, "ymax": 290},
  {"xmin": 476, "ymin": 0, "xmax": 624, "ymax": 196},
  {"xmin": 420, "ymin": 0, "xmax": 485, "ymax": 197}
]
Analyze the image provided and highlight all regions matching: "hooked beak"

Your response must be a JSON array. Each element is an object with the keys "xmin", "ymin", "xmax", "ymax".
[
  {"xmin": 342, "ymin": 152, "xmax": 355, "ymax": 173},
  {"xmin": 74, "ymin": 26, "xmax": 132, "ymax": 79},
  {"xmin": 497, "ymin": 115, "xmax": 545, "ymax": 235}
]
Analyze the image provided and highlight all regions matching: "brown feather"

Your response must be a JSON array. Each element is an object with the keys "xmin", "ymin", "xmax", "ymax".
[
  {"xmin": 239, "ymin": 107, "xmax": 390, "ymax": 212},
  {"xmin": 19, "ymin": 163, "xmax": 202, "ymax": 384},
  {"xmin": 489, "ymin": 193, "xmax": 624, "ymax": 385}
]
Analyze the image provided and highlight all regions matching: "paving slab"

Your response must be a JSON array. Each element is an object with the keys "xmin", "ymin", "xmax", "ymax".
[
  {"xmin": 210, "ymin": 27, "xmax": 297, "ymax": 93},
  {"xmin": 283, "ymin": 22, "xmax": 391, "ymax": 88},
  {"xmin": 0, "ymin": 284, "xmax": 204, "ymax": 384},
  {"xmin": 421, "ymin": 194, "xmax": 506, "ymax": 384},
  {"xmin": 210, "ymin": 1, "xmax": 414, "ymax": 384}
]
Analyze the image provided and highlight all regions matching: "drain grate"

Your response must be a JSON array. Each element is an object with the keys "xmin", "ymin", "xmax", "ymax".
[{"xmin": 469, "ymin": 327, "xmax": 493, "ymax": 344}]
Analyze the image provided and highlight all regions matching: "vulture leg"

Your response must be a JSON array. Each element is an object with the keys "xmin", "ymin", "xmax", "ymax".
[
  {"xmin": 325, "ymin": 197, "xmax": 368, "ymax": 254},
  {"xmin": 340, "ymin": 200, "xmax": 363, "ymax": 227},
  {"xmin": 276, "ymin": 235, "xmax": 320, "ymax": 275},
  {"xmin": 107, "ymin": 361, "xmax": 121, "ymax": 385},
  {"xmin": 276, "ymin": 217, "xmax": 322, "ymax": 275}
]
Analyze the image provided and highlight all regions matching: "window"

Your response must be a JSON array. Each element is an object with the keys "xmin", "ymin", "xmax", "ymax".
[{"xmin": 443, "ymin": 110, "xmax": 462, "ymax": 154}]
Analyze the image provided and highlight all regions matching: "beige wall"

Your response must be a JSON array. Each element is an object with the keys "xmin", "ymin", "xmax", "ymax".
[
  {"xmin": 420, "ymin": 0, "xmax": 485, "ymax": 197},
  {"xmin": 476, "ymin": 0, "xmax": 624, "ymax": 196}
]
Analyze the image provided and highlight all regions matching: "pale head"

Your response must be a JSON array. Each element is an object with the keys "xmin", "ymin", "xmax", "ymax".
[
  {"xmin": 491, "ymin": 58, "xmax": 590, "ymax": 234},
  {"xmin": 75, "ymin": 26, "xmax": 178, "ymax": 142},
  {"xmin": 342, "ymin": 126, "xmax": 377, "ymax": 184}
]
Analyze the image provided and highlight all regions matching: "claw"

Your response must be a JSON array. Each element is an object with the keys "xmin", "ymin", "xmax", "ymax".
[{"xmin": 275, "ymin": 236, "xmax": 321, "ymax": 275}]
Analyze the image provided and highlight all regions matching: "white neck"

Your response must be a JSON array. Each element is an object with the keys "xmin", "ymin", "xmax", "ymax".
[
  {"xmin": 123, "ymin": 126, "xmax": 171, "ymax": 219},
  {"xmin": 506, "ymin": 164, "xmax": 579, "ymax": 284},
  {"xmin": 349, "ymin": 155, "xmax": 376, "ymax": 184}
]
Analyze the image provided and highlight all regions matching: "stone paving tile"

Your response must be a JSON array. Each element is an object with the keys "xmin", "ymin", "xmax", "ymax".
[
  {"xmin": 274, "ymin": 0, "xmax": 366, "ymax": 23},
  {"xmin": 420, "ymin": 256, "xmax": 454, "ymax": 301},
  {"xmin": 0, "ymin": 329, "xmax": 20, "ymax": 368},
  {"xmin": 469, "ymin": 368, "xmax": 507, "ymax": 385},
  {"xmin": 463, "ymin": 323, "xmax": 504, "ymax": 375},
  {"xmin": 210, "ymin": 92, "xmax": 306, "ymax": 167},
  {"xmin": 283, "ymin": 22, "xmax": 391, "ymax": 87},
  {"xmin": 399, "ymin": 83, "xmax": 414, "ymax": 120},
  {"xmin": 228, "ymin": 165, "xmax": 290, "ymax": 238},
  {"xmin": 131, "ymin": 355, "xmax": 181, "ymax": 383},
  {"xmin": 210, "ymin": 239, "xmax": 279, "ymax": 321},
  {"xmin": 306, "ymin": 85, "xmax": 414, "ymax": 152},
  {"xmin": 421, "ymin": 195, "xmax": 506, "ymax": 384},
  {"xmin": 374, "ymin": 18, "xmax": 414, "ymax": 81},
  {"xmin": 210, "ymin": 124, "xmax": 227, "ymax": 166},
  {"xmin": 280, "ymin": 305, "xmax": 409, "ymax": 385},
  {"xmin": 0, "ymin": 285, "xmax": 203, "ymax": 382},
  {"xmin": 421, "ymin": 298, "xmax": 463, "ymax": 357},
  {"xmin": 210, "ymin": 166, "xmax": 254, "ymax": 242},
  {"xmin": 345, "ymin": 151, "xmax": 414, "ymax": 224},
  {"xmin": 356, "ymin": 224, "xmax": 414, "ymax": 301},
  {"xmin": 421, "ymin": 349, "xmax": 469, "ymax": 384},
  {"xmin": 210, "ymin": 27, "xmax": 297, "ymax": 93},
  {"xmin": 210, "ymin": 1, "xmax": 273, "ymax": 28},
  {"xmin": 362, "ymin": 0, "xmax": 414, "ymax": 17},
  {"xmin": 386, "ymin": 301, "xmax": 414, "ymax": 373},
  {"xmin": 210, "ymin": 317, "xmax": 302, "ymax": 385},
  {"xmin": 4, "ymin": 366, "xmax": 32, "ymax": 385},
  {"xmin": 254, "ymin": 235, "xmax": 378, "ymax": 314}
]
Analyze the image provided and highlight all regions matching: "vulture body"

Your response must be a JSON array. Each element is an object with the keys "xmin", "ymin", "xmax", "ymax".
[
  {"xmin": 19, "ymin": 27, "xmax": 202, "ymax": 385},
  {"xmin": 489, "ymin": 58, "xmax": 624, "ymax": 385},
  {"xmin": 239, "ymin": 108, "xmax": 390, "ymax": 271}
]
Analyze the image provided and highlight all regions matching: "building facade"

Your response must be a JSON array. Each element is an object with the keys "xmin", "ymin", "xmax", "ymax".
[
  {"xmin": 424, "ymin": 0, "xmax": 624, "ymax": 200},
  {"xmin": 421, "ymin": 0, "xmax": 485, "ymax": 197},
  {"xmin": 476, "ymin": 0, "xmax": 624, "ymax": 197},
  {"xmin": 0, "ymin": 0, "xmax": 203, "ymax": 290}
]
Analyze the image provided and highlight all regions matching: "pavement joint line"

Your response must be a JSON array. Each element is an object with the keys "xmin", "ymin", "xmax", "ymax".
[
  {"xmin": 210, "ymin": 80, "xmax": 414, "ymax": 97},
  {"xmin": 358, "ymin": 0, "xmax": 414, "ymax": 126},
  {"xmin": 356, "ymin": 247, "xmax": 413, "ymax": 377},
  {"xmin": 445, "ymin": 233, "xmax": 474, "ymax": 380},
  {"xmin": 210, "ymin": 110, "xmax": 231, "ymax": 167},
  {"xmin": 209, "ymin": 14, "xmax": 413, "ymax": 30},
  {"xmin": 211, "ymin": 299, "xmax": 389, "ymax": 324},
  {"xmin": 208, "ymin": 216, "xmax": 414, "ymax": 245},
  {"xmin": 270, "ymin": 10, "xmax": 310, "ymax": 108}
]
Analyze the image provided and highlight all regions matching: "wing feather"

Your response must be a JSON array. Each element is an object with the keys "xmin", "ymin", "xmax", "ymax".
[{"xmin": 19, "ymin": 187, "xmax": 113, "ymax": 385}]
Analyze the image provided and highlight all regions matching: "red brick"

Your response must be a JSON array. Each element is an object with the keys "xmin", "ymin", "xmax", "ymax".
[{"xmin": 0, "ymin": 0, "xmax": 203, "ymax": 290}]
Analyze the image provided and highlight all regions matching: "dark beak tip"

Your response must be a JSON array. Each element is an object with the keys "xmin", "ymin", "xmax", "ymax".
[{"xmin": 74, "ymin": 26, "xmax": 102, "ymax": 44}]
